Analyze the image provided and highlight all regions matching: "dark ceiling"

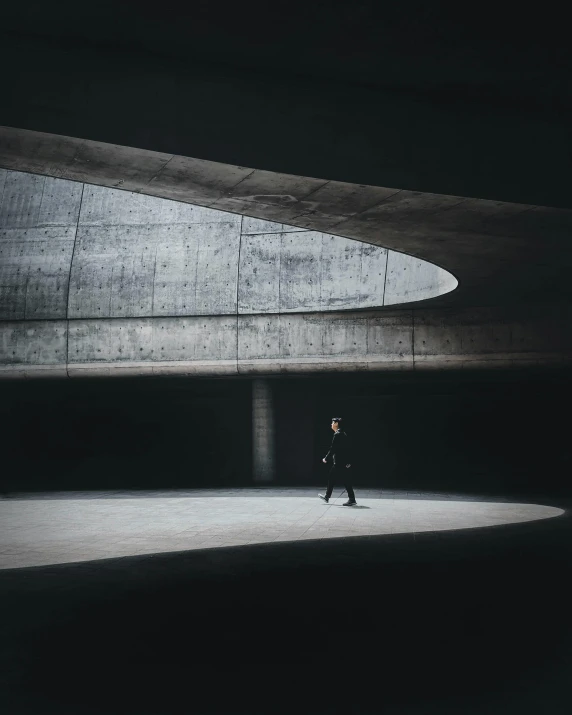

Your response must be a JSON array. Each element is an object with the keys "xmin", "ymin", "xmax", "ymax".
[
  {"xmin": 4, "ymin": 2, "xmax": 571, "ymax": 106},
  {"xmin": 1, "ymin": 2, "xmax": 571, "ymax": 207}
]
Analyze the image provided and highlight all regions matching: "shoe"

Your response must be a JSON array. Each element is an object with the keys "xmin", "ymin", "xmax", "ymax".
[
  {"xmin": 343, "ymin": 500, "xmax": 357, "ymax": 506},
  {"xmin": 318, "ymin": 494, "xmax": 329, "ymax": 503}
]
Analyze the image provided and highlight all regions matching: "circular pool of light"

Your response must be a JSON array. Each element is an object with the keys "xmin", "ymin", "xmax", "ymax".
[{"xmin": 0, "ymin": 489, "xmax": 563, "ymax": 569}]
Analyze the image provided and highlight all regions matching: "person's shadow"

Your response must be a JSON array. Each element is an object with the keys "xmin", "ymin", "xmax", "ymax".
[{"xmin": 331, "ymin": 504, "xmax": 370, "ymax": 509}]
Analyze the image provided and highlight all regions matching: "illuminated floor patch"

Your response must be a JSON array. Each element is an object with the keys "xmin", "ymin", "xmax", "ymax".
[{"xmin": 0, "ymin": 489, "xmax": 564, "ymax": 569}]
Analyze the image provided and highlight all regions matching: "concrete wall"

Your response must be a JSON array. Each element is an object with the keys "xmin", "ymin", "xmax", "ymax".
[
  {"xmin": 1, "ymin": 305, "xmax": 571, "ymax": 378},
  {"xmin": 5, "ymin": 127, "xmax": 572, "ymax": 314},
  {"xmin": 0, "ymin": 170, "xmax": 456, "ymax": 323},
  {"xmin": 1, "ymin": 170, "xmax": 570, "ymax": 378}
]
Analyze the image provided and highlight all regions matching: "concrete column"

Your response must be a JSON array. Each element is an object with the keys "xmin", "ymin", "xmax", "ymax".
[{"xmin": 252, "ymin": 378, "xmax": 275, "ymax": 483}]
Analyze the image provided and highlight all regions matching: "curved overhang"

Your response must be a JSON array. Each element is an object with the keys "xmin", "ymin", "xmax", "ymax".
[
  {"xmin": 0, "ymin": 167, "xmax": 457, "ymax": 319},
  {"xmin": 2, "ymin": 125, "xmax": 572, "ymax": 313},
  {"xmin": 1, "ymin": 128, "xmax": 572, "ymax": 379}
]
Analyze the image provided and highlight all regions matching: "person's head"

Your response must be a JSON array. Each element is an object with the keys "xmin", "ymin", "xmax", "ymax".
[{"xmin": 331, "ymin": 417, "xmax": 343, "ymax": 432}]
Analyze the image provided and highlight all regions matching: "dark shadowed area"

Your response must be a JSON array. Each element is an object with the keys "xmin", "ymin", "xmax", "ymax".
[
  {"xmin": 2, "ymin": 369, "xmax": 571, "ymax": 497},
  {"xmin": 1, "ymin": 501, "xmax": 572, "ymax": 715}
]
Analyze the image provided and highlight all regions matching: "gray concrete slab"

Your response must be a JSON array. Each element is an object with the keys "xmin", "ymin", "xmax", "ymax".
[
  {"xmin": 0, "ymin": 488, "xmax": 562, "ymax": 570},
  {"xmin": 2, "ymin": 125, "xmax": 572, "ymax": 316},
  {"xmin": 1, "ymin": 167, "xmax": 571, "ymax": 377}
]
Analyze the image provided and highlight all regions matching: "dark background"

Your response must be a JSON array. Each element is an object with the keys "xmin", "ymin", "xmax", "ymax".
[
  {"xmin": 2, "ymin": 367, "xmax": 570, "ymax": 497},
  {"xmin": 2, "ymin": 2, "xmax": 571, "ymax": 209}
]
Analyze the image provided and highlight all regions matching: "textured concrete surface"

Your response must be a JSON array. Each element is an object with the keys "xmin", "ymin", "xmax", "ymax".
[
  {"xmin": 0, "ymin": 488, "xmax": 563, "ymax": 570},
  {"xmin": 1, "ymin": 304, "xmax": 571, "ymax": 378},
  {"xmin": 2, "ymin": 167, "xmax": 570, "ymax": 378},
  {"xmin": 0, "ymin": 169, "xmax": 452, "ymax": 323},
  {"xmin": 2, "ymin": 127, "xmax": 572, "ymax": 312}
]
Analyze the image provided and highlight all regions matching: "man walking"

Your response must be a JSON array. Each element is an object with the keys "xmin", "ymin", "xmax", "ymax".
[{"xmin": 319, "ymin": 417, "xmax": 357, "ymax": 506}]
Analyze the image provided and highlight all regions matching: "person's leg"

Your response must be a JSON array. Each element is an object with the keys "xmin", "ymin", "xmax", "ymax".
[
  {"xmin": 345, "ymin": 483, "xmax": 356, "ymax": 503},
  {"xmin": 325, "ymin": 465, "xmax": 337, "ymax": 501}
]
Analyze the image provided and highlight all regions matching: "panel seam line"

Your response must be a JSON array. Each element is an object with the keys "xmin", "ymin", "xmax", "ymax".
[{"xmin": 65, "ymin": 182, "xmax": 85, "ymax": 378}]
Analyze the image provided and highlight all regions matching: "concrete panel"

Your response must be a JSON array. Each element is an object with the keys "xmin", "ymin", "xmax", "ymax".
[
  {"xmin": 68, "ymin": 316, "xmax": 237, "ymax": 366},
  {"xmin": 319, "ymin": 233, "xmax": 364, "ymax": 310},
  {"xmin": 152, "ymin": 231, "xmax": 199, "ymax": 317},
  {"xmin": 69, "ymin": 221, "xmax": 240, "ymax": 318},
  {"xmin": 414, "ymin": 308, "xmax": 513, "ymax": 367},
  {"xmin": 38, "ymin": 177, "xmax": 83, "ymax": 226},
  {"xmin": 413, "ymin": 305, "xmax": 572, "ymax": 369},
  {"xmin": 279, "ymin": 315, "xmax": 325, "ymax": 358},
  {"xmin": 69, "ymin": 226, "xmax": 154, "ymax": 319},
  {"xmin": 193, "ymin": 223, "xmax": 241, "ymax": 315},
  {"xmin": 320, "ymin": 315, "xmax": 368, "ymax": 357},
  {"xmin": 0, "ymin": 227, "xmax": 75, "ymax": 319},
  {"xmin": 279, "ymin": 232, "xmax": 322, "ymax": 312},
  {"xmin": 70, "ymin": 251, "xmax": 124, "ymax": 319},
  {"xmin": 384, "ymin": 251, "xmax": 457, "ymax": 306},
  {"xmin": 239, "ymin": 231, "xmax": 388, "ymax": 314},
  {"xmin": 239, "ymin": 312, "xmax": 414, "ymax": 372},
  {"xmin": 0, "ymin": 172, "xmax": 45, "ymax": 228},
  {"xmin": 0, "ymin": 233, "xmax": 28, "ymax": 319},
  {"xmin": 366, "ymin": 313, "xmax": 414, "ymax": 364},
  {"xmin": 68, "ymin": 319, "xmax": 151, "ymax": 363},
  {"xmin": 157, "ymin": 317, "xmax": 237, "ymax": 362},
  {"xmin": 238, "ymin": 315, "xmax": 281, "ymax": 361},
  {"xmin": 0, "ymin": 320, "xmax": 66, "ymax": 366},
  {"xmin": 359, "ymin": 243, "xmax": 388, "ymax": 309},
  {"xmin": 238, "ymin": 234, "xmax": 281, "ymax": 314}
]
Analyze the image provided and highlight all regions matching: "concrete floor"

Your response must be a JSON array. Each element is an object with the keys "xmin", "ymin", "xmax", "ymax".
[
  {"xmin": 0, "ymin": 488, "xmax": 563, "ymax": 569},
  {"xmin": 1, "ymin": 488, "xmax": 571, "ymax": 715}
]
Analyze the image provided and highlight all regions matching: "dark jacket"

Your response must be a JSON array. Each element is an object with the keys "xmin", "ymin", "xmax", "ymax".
[{"xmin": 324, "ymin": 430, "xmax": 351, "ymax": 467}]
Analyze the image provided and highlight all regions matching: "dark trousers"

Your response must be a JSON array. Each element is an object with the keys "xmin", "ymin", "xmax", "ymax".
[{"xmin": 325, "ymin": 465, "xmax": 356, "ymax": 502}]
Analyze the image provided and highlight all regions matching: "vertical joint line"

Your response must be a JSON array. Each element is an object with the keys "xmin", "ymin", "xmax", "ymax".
[
  {"xmin": 236, "ymin": 215, "xmax": 244, "ymax": 373},
  {"xmin": 382, "ymin": 248, "xmax": 389, "ymax": 306},
  {"xmin": 150, "ymin": 244, "xmax": 158, "ymax": 315},
  {"xmin": 65, "ymin": 182, "xmax": 85, "ymax": 378}
]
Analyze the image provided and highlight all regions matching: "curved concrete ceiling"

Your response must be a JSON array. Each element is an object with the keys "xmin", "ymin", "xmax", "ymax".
[
  {"xmin": 1, "ymin": 126, "xmax": 571, "ymax": 311},
  {"xmin": 0, "ymin": 169, "xmax": 457, "ymax": 321}
]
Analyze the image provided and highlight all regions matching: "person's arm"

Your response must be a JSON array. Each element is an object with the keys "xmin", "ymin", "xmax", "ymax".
[
  {"xmin": 323, "ymin": 433, "xmax": 338, "ymax": 463},
  {"xmin": 344, "ymin": 433, "xmax": 351, "ymax": 468}
]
